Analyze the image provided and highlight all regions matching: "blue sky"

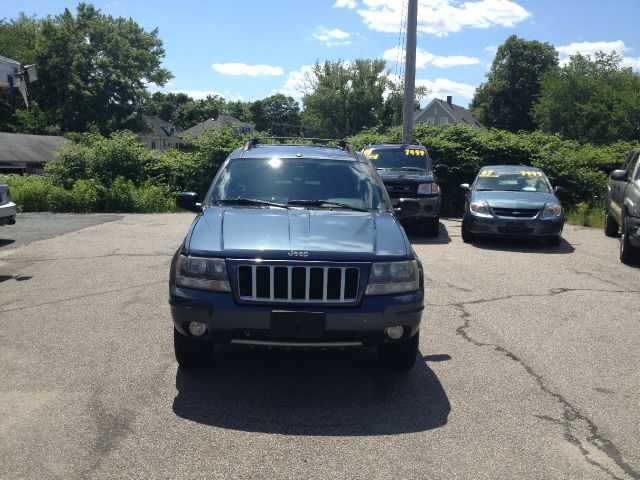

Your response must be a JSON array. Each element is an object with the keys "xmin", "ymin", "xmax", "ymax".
[{"xmin": 2, "ymin": 0, "xmax": 640, "ymax": 108}]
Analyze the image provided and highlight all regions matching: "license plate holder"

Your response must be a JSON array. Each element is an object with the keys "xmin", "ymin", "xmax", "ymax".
[
  {"xmin": 505, "ymin": 222, "xmax": 526, "ymax": 232},
  {"xmin": 270, "ymin": 311, "xmax": 326, "ymax": 340}
]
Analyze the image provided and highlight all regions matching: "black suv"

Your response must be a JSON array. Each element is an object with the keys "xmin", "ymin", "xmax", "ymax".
[
  {"xmin": 170, "ymin": 139, "xmax": 425, "ymax": 371},
  {"xmin": 363, "ymin": 144, "xmax": 448, "ymax": 236},
  {"xmin": 605, "ymin": 148, "xmax": 640, "ymax": 264}
]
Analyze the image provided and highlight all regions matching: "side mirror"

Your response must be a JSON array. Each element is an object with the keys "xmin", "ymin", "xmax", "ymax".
[
  {"xmin": 434, "ymin": 164, "xmax": 448, "ymax": 175},
  {"xmin": 394, "ymin": 198, "xmax": 420, "ymax": 218},
  {"xmin": 553, "ymin": 186, "xmax": 567, "ymax": 196},
  {"xmin": 610, "ymin": 169, "xmax": 628, "ymax": 181},
  {"xmin": 459, "ymin": 183, "xmax": 470, "ymax": 191},
  {"xmin": 176, "ymin": 192, "xmax": 202, "ymax": 212}
]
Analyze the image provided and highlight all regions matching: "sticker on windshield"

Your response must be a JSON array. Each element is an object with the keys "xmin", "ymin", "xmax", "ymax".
[
  {"xmin": 362, "ymin": 148, "xmax": 379, "ymax": 160},
  {"xmin": 479, "ymin": 170, "xmax": 499, "ymax": 177},
  {"xmin": 405, "ymin": 149, "xmax": 425, "ymax": 156},
  {"xmin": 520, "ymin": 170, "xmax": 543, "ymax": 176}
]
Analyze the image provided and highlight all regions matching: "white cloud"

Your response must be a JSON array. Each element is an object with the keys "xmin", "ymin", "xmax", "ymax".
[
  {"xmin": 383, "ymin": 47, "xmax": 479, "ymax": 68},
  {"xmin": 357, "ymin": 0, "xmax": 531, "ymax": 36},
  {"xmin": 333, "ymin": 0, "xmax": 357, "ymax": 9},
  {"xmin": 555, "ymin": 40, "xmax": 640, "ymax": 70},
  {"xmin": 211, "ymin": 63, "xmax": 284, "ymax": 76},
  {"xmin": 277, "ymin": 65, "xmax": 316, "ymax": 99},
  {"xmin": 416, "ymin": 78, "xmax": 477, "ymax": 100},
  {"xmin": 313, "ymin": 27, "xmax": 353, "ymax": 47}
]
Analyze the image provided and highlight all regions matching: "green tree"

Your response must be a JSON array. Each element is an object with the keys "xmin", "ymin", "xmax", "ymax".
[
  {"xmin": 381, "ymin": 84, "xmax": 428, "ymax": 129},
  {"xmin": 470, "ymin": 35, "xmax": 558, "ymax": 132},
  {"xmin": 532, "ymin": 52, "xmax": 640, "ymax": 144},
  {"xmin": 250, "ymin": 94, "xmax": 301, "ymax": 136},
  {"xmin": 301, "ymin": 59, "xmax": 390, "ymax": 138},
  {"xmin": 144, "ymin": 92, "xmax": 192, "ymax": 122},
  {"xmin": 15, "ymin": 3, "xmax": 172, "ymax": 134}
]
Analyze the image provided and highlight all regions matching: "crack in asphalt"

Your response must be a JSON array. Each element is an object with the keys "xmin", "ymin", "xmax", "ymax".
[
  {"xmin": 441, "ymin": 287, "xmax": 640, "ymax": 480},
  {"xmin": 0, "ymin": 280, "xmax": 165, "ymax": 314}
]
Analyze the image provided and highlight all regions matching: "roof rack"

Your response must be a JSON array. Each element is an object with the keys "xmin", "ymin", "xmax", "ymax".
[{"xmin": 241, "ymin": 137, "xmax": 359, "ymax": 160}]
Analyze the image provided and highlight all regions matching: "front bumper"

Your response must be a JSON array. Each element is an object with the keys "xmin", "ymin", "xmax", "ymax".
[
  {"xmin": 391, "ymin": 196, "xmax": 441, "ymax": 219},
  {"xmin": 170, "ymin": 285, "xmax": 424, "ymax": 347},
  {"xmin": 464, "ymin": 214, "xmax": 563, "ymax": 238},
  {"xmin": 0, "ymin": 202, "xmax": 17, "ymax": 225}
]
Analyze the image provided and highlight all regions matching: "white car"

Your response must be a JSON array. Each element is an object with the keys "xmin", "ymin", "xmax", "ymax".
[{"xmin": 0, "ymin": 184, "xmax": 16, "ymax": 226}]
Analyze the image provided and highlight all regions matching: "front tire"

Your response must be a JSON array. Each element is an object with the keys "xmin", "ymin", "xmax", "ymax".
[
  {"xmin": 174, "ymin": 327, "xmax": 212, "ymax": 368},
  {"xmin": 620, "ymin": 216, "xmax": 640, "ymax": 264},
  {"xmin": 604, "ymin": 210, "xmax": 618, "ymax": 237},
  {"xmin": 378, "ymin": 332, "xmax": 419, "ymax": 372},
  {"xmin": 461, "ymin": 220, "xmax": 474, "ymax": 243},
  {"xmin": 423, "ymin": 216, "xmax": 440, "ymax": 237}
]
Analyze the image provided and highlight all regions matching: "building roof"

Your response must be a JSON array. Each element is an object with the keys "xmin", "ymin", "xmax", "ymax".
[
  {"xmin": 0, "ymin": 132, "xmax": 67, "ymax": 164},
  {"xmin": 180, "ymin": 114, "xmax": 254, "ymax": 137},
  {"xmin": 415, "ymin": 98, "xmax": 484, "ymax": 128},
  {"xmin": 142, "ymin": 115, "xmax": 181, "ymax": 138}
]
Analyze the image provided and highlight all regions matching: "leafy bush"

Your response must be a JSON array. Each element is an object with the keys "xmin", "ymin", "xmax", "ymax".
[
  {"xmin": 105, "ymin": 177, "xmax": 136, "ymax": 212},
  {"xmin": 133, "ymin": 183, "xmax": 177, "ymax": 213},
  {"xmin": 2, "ymin": 174, "xmax": 51, "ymax": 212},
  {"xmin": 70, "ymin": 179, "xmax": 105, "ymax": 213},
  {"xmin": 349, "ymin": 124, "xmax": 637, "ymax": 214},
  {"xmin": 46, "ymin": 186, "xmax": 74, "ymax": 212}
]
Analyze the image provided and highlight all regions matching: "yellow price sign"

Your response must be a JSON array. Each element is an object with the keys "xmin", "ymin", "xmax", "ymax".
[
  {"xmin": 479, "ymin": 170, "xmax": 498, "ymax": 177},
  {"xmin": 405, "ymin": 149, "xmax": 425, "ymax": 156},
  {"xmin": 520, "ymin": 170, "xmax": 543, "ymax": 176},
  {"xmin": 366, "ymin": 154, "xmax": 379, "ymax": 160}
]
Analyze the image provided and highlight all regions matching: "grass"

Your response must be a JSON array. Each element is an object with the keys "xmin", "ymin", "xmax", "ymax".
[{"xmin": 565, "ymin": 200, "xmax": 605, "ymax": 229}]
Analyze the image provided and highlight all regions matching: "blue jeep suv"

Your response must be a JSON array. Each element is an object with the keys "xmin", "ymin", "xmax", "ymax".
[{"xmin": 170, "ymin": 139, "xmax": 424, "ymax": 371}]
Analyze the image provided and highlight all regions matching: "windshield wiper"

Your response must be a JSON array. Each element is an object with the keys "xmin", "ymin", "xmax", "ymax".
[
  {"xmin": 287, "ymin": 199, "xmax": 369, "ymax": 212},
  {"xmin": 399, "ymin": 166, "xmax": 427, "ymax": 172},
  {"xmin": 213, "ymin": 198, "xmax": 289, "ymax": 209},
  {"xmin": 475, "ymin": 188, "xmax": 494, "ymax": 191}
]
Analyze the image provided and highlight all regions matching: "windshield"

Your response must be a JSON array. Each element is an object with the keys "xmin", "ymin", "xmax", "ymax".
[
  {"xmin": 363, "ymin": 147, "xmax": 432, "ymax": 171},
  {"xmin": 473, "ymin": 169, "xmax": 552, "ymax": 193},
  {"xmin": 208, "ymin": 158, "xmax": 391, "ymax": 211}
]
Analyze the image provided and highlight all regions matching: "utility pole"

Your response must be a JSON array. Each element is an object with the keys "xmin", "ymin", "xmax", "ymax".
[{"xmin": 402, "ymin": 0, "xmax": 418, "ymax": 144}]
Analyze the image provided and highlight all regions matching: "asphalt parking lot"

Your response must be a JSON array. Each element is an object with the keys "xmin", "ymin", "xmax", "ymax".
[{"xmin": 1, "ymin": 213, "xmax": 639, "ymax": 479}]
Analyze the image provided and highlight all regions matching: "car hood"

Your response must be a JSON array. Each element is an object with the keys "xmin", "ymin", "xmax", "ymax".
[
  {"xmin": 472, "ymin": 190, "xmax": 559, "ymax": 209},
  {"xmin": 378, "ymin": 170, "xmax": 435, "ymax": 183},
  {"xmin": 185, "ymin": 207, "xmax": 410, "ymax": 261}
]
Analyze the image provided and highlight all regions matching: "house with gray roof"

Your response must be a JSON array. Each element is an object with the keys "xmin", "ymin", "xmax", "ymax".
[
  {"xmin": 140, "ymin": 115, "xmax": 183, "ymax": 151},
  {"xmin": 414, "ymin": 96, "xmax": 484, "ymax": 129},
  {"xmin": 180, "ymin": 114, "xmax": 255, "ymax": 138},
  {"xmin": 0, "ymin": 132, "xmax": 66, "ymax": 174}
]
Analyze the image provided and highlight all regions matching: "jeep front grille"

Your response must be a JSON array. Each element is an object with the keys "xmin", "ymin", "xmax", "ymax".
[{"xmin": 237, "ymin": 264, "xmax": 360, "ymax": 303}]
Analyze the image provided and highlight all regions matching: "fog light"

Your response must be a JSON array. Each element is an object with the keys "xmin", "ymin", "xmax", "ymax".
[
  {"xmin": 188, "ymin": 321, "xmax": 207, "ymax": 336},
  {"xmin": 385, "ymin": 326, "xmax": 404, "ymax": 340}
]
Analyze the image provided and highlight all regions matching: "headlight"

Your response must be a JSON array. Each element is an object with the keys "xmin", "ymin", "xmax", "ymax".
[
  {"xmin": 365, "ymin": 260, "xmax": 419, "ymax": 295},
  {"xmin": 175, "ymin": 255, "xmax": 230, "ymax": 292},
  {"xmin": 417, "ymin": 183, "xmax": 439, "ymax": 195},
  {"xmin": 541, "ymin": 203, "xmax": 562, "ymax": 218},
  {"xmin": 469, "ymin": 201, "xmax": 492, "ymax": 218}
]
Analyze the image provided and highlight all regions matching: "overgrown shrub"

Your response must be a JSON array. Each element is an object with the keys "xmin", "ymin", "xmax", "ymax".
[{"xmin": 349, "ymin": 124, "xmax": 637, "ymax": 214}]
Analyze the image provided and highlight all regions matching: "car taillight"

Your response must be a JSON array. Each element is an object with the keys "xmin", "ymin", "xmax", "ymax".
[{"xmin": 6, "ymin": 188, "xmax": 11, "ymax": 200}]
